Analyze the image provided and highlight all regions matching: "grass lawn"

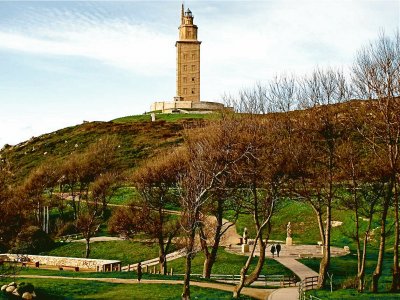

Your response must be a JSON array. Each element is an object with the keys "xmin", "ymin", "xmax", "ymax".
[
  {"xmin": 108, "ymin": 186, "xmax": 140, "ymax": 205},
  {"xmin": 41, "ymin": 241, "xmax": 175, "ymax": 266},
  {"xmin": 16, "ymin": 268, "xmax": 182, "ymax": 280},
  {"xmin": 229, "ymin": 199, "xmax": 373, "ymax": 247},
  {"xmin": 0, "ymin": 278, "xmax": 253, "ymax": 299},
  {"xmin": 307, "ymin": 289, "xmax": 400, "ymax": 299},
  {"xmin": 168, "ymin": 247, "xmax": 295, "ymax": 277},
  {"xmin": 300, "ymin": 251, "xmax": 393, "ymax": 292}
]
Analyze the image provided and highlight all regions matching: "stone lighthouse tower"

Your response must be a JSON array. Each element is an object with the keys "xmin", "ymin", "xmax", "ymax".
[
  {"xmin": 150, "ymin": 4, "xmax": 227, "ymax": 113},
  {"xmin": 175, "ymin": 4, "xmax": 201, "ymax": 102}
]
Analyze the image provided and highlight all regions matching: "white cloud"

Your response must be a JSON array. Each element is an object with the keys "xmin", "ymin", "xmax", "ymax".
[{"xmin": 0, "ymin": 22, "xmax": 175, "ymax": 76}]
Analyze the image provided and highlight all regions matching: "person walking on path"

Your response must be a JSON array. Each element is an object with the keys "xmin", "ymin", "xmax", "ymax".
[
  {"xmin": 137, "ymin": 262, "xmax": 142, "ymax": 282},
  {"xmin": 270, "ymin": 244, "xmax": 276, "ymax": 258},
  {"xmin": 275, "ymin": 243, "xmax": 281, "ymax": 257}
]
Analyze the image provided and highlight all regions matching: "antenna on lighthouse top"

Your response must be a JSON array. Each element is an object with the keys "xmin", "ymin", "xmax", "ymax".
[{"xmin": 181, "ymin": 2, "xmax": 184, "ymax": 24}]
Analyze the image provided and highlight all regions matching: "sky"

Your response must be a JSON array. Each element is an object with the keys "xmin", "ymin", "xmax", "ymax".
[{"xmin": 0, "ymin": 0, "xmax": 399, "ymax": 147}]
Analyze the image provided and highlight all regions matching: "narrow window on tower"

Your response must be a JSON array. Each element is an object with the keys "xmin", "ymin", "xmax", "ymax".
[
  {"xmin": 191, "ymin": 88, "xmax": 195, "ymax": 94},
  {"xmin": 183, "ymin": 77, "xmax": 187, "ymax": 83},
  {"xmin": 184, "ymin": 65, "xmax": 187, "ymax": 71},
  {"xmin": 191, "ymin": 65, "xmax": 195, "ymax": 71},
  {"xmin": 192, "ymin": 77, "xmax": 195, "ymax": 82},
  {"xmin": 192, "ymin": 54, "xmax": 196, "ymax": 60},
  {"xmin": 183, "ymin": 54, "xmax": 188, "ymax": 60}
]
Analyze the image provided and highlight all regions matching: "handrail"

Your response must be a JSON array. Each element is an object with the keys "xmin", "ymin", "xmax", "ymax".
[
  {"xmin": 298, "ymin": 276, "xmax": 319, "ymax": 300},
  {"xmin": 173, "ymin": 273, "xmax": 296, "ymax": 286}
]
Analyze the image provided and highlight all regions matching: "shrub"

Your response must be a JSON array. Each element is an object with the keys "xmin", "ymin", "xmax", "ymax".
[
  {"xmin": 56, "ymin": 221, "xmax": 77, "ymax": 237},
  {"xmin": 17, "ymin": 282, "xmax": 34, "ymax": 294},
  {"xmin": 11, "ymin": 226, "xmax": 54, "ymax": 254},
  {"xmin": 341, "ymin": 276, "xmax": 357, "ymax": 289}
]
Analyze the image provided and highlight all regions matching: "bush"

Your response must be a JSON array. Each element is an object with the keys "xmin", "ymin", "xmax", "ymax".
[
  {"xmin": 56, "ymin": 221, "xmax": 77, "ymax": 237},
  {"xmin": 11, "ymin": 226, "xmax": 54, "ymax": 254},
  {"xmin": 17, "ymin": 282, "xmax": 34, "ymax": 294},
  {"xmin": 341, "ymin": 276, "xmax": 357, "ymax": 289}
]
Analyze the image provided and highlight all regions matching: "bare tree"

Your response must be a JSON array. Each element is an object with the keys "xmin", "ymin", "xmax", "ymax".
[
  {"xmin": 296, "ymin": 67, "xmax": 350, "ymax": 288},
  {"xmin": 59, "ymin": 136, "xmax": 120, "ymax": 220},
  {"xmin": 223, "ymin": 82, "xmax": 270, "ymax": 114},
  {"xmin": 179, "ymin": 115, "xmax": 250, "ymax": 300},
  {"xmin": 108, "ymin": 203, "xmax": 147, "ymax": 238},
  {"xmin": 198, "ymin": 187, "xmax": 242, "ymax": 278},
  {"xmin": 76, "ymin": 210, "xmax": 100, "ymax": 258},
  {"xmin": 268, "ymin": 73, "xmax": 298, "ymax": 112},
  {"xmin": 233, "ymin": 115, "xmax": 288, "ymax": 298},
  {"xmin": 92, "ymin": 172, "xmax": 119, "ymax": 217},
  {"xmin": 131, "ymin": 149, "xmax": 185, "ymax": 275},
  {"xmin": 352, "ymin": 31, "xmax": 400, "ymax": 292},
  {"xmin": 337, "ymin": 124, "xmax": 383, "ymax": 292}
]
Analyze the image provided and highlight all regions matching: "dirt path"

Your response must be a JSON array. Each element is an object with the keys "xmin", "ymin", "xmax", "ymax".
[
  {"xmin": 15, "ymin": 275, "xmax": 273, "ymax": 300},
  {"xmin": 72, "ymin": 236, "xmax": 124, "ymax": 243}
]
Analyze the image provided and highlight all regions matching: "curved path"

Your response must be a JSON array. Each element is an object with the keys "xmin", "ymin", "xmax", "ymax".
[
  {"xmin": 226, "ymin": 242, "xmax": 348, "ymax": 300},
  {"xmin": 267, "ymin": 257, "xmax": 318, "ymax": 300},
  {"xmin": 16, "ymin": 275, "xmax": 273, "ymax": 300}
]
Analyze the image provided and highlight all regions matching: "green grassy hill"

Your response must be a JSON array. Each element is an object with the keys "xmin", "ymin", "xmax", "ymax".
[{"xmin": 0, "ymin": 113, "xmax": 211, "ymax": 182}]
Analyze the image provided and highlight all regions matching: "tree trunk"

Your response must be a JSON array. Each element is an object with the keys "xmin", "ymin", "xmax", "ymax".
[
  {"xmin": 244, "ymin": 238, "xmax": 266, "ymax": 284},
  {"xmin": 233, "ymin": 224, "xmax": 271, "ymax": 298},
  {"xmin": 199, "ymin": 227, "xmax": 212, "ymax": 278},
  {"xmin": 71, "ymin": 187, "xmax": 77, "ymax": 220},
  {"xmin": 311, "ymin": 204, "xmax": 325, "ymax": 245},
  {"xmin": 233, "ymin": 234, "xmax": 261, "ymax": 299},
  {"xmin": 182, "ymin": 227, "xmax": 196, "ymax": 300},
  {"xmin": 202, "ymin": 204, "xmax": 224, "ymax": 278},
  {"xmin": 358, "ymin": 215, "xmax": 372, "ymax": 292},
  {"xmin": 354, "ymin": 201, "xmax": 362, "ymax": 281},
  {"xmin": 203, "ymin": 239, "xmax": 220, "ymax": 278},
  {"xmin": 371, "ymin": 185, "xmax": 391, "ymax": 293},
  {"xmin": 85, "ymin": 239, "xmax": 91, "ymax": 258},
  {"xmin": 318, "ymin": 203, "xmax": 331, "ymax": 288},
  {"xmin": 391, "ymin": 179, "xmax": 399, "ymax": 291},
  {"xmin": 102, "ymin": 196, "xmax": 107, "ymax": 218},
  {"xmin": 156, "ymin": 206, "xmax": 168, "ymax": 275},
  {"xmin": 159, "ymin": 246, "xmax": 167, "ymax": 275}
]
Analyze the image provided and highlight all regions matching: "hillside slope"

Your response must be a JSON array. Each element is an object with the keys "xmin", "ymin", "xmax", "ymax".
[
  {"xmin": 0, "ymin": 101, "xmax": 370, "ymax": 183},
  {"xmin": 0, "ymin": 114, "xmax": 210, "ymax": 182}
]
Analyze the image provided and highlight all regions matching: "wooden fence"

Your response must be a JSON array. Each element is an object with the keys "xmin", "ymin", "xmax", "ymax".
[
  {"xmin": 298, "ymin": 276, "xmax": 319, "ymax": 300},
  {"xmin": 175, "ymin": 273, "xmax": 297, "ymax": 287}
]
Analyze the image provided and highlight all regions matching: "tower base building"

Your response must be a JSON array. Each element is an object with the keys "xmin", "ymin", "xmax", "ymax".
[{"xmin": 150, "ymin": 100, "xmax": 225, "ymax": 114}]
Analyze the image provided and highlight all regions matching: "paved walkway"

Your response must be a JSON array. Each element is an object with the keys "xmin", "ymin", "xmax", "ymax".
[
  {"xmin": 225, "ymin": 240, "xmax": 348, "ymax": 300},
  {"xmin": 267, "ymin": 257, "xmax": 319, "ymax": 300},
  {"xmin": 274, "ymin": 257, "xmax": 318, "ymax": 281},
  {"xmin": 268, "ymin": 287, "xmax": 299, "ymax": 300},
  {"xmin": 15, "ymin": 275, "xmax": 273, "ymax": 300}
]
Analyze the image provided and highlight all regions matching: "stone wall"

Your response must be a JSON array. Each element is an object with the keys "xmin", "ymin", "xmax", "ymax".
[{"xmin": 0, "ymin": 254, "xmax": 121, "ymax": 272}]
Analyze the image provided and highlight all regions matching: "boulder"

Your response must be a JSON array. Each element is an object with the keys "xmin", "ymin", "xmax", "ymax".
[
  {"xmin": 5, "ymin": 286, "xmax": 15, "ymax": 293},
  {"xmin": 1, "ymin": 285, "xmax": 7, "ymax": 291},
  {"xmin": 22, "ymin": 292, "xmax": 33, "ymax": 300},
  {"xmin": 32, "ymin": 291, "xmax": 37, "ymax": 297},
  {"xmin": 12, "ymin": 289, "xmax": 20, "ymax": 296},
  {"xmin": 8, "ymin": 282, "xmax": 17, "ymax": 287}
]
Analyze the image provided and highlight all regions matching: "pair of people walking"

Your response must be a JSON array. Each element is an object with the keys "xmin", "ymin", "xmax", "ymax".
[{"xmin": 270, "ymin": 243, "xmax": 281, "ymax": 258}]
